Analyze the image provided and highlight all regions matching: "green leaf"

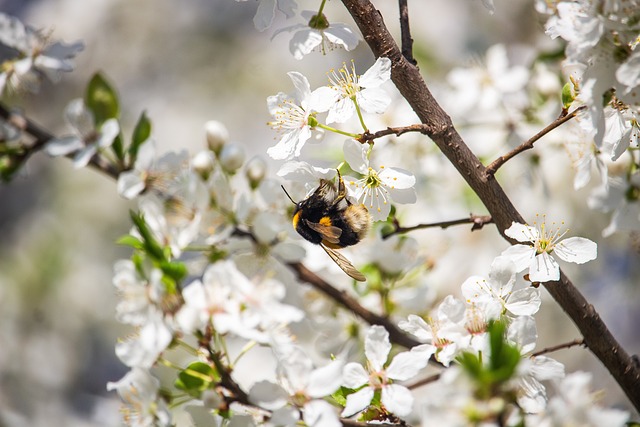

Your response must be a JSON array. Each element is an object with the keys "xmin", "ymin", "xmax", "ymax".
[
  {"xmin": 86, "ymin": 73, "xmax": 124, "ymax": 161},
  {"xmin": 130, "ymin": 111, "xmax": 152, "ymax": 163},
  {"xmin": 160, "ymin": 260, "xmax": 188, "ymax": 283},
  {"xmin": 174, "ymin": 362, "xmax": 217, "ymax": 397},
  {"xmin": 331, "ymin": 386, "xmax": 354, "ymax": 406},
  {"xmin": 116, "ymin": 234, "xmax": 144, "ymax": 250},
  {"xmin": 129, "ymin": 210, "xmax": 166, "ymax": 261},
  {"xmin": 561, "ymin": 82, "xmax": 574, "ymax": 110},
  {"xmin": 86, "ymin": 73, "xmax": 119, "ymax": 125}
]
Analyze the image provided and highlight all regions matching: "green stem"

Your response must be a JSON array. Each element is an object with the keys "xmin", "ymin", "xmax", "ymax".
[
  {"xmin": 317, "ymin": 0, "xmax": 328, "ymax": 16},
  {"xmin": 316, "ymin": 123, "xmax": 361, "ymax": 139},
  {"xmin": 233, "ymin": 340, "xmax": 258, "ymax": 366},
  {"xmin": 353, "ymin": 98, "xmax": 368, "ymax": 132}
]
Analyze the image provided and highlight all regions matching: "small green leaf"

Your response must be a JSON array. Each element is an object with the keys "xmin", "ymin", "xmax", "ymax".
[
  {"xmin": 174, "ymin": 362, "xmax": 217, "ymax": 397},
  {"xmin": 129, "ymin": 210, "xmax": 166, "ymax": 261},
  {"xmin": 130, "ymin": 111, "xmax": 152, "ymax": 163},
  {"xmin": 116, "ymin": 234, "xmax": 144, "ymax": 250},
  {"xmin": 561, "ymin": 82, "xmax": 574, "ymax": 110},
  {"xmin": 160, "ymin": 260, "xmax": 188, "ymax": 283},
  {"xmin": 331, "ymin": 386, "xmax": 354, "ymax": 406},
  {"xmin": 86, "ymin": 73, "xmax": 119, "ymax": 125}
]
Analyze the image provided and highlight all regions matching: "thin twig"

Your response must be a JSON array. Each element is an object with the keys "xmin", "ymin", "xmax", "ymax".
[
  {"xmin": 531, "ymin": 339, "xmax": 585, "ymax": 358},
  {"xmin": 358, "ymin": 124, "xmax": 430, "ymax": 143},
  {"xmin": 287, "ymin": 261, "xmax": 425, "ymax": 351},
  {"xmin": 406, "ymin": 372, "xmax": 441, "ymax": 390},
  {"xmin": 398, "ymin": 0, "xmax": 416, "ymax": 65},
  {"xmin": 383, "ymin": 214, "xmax": 493, "ymax": 239},
  {"xmin": 485, "ymin": 106, "xmax": 587, "ymax": 176},
  {"xmin": 0, "ymin": 102, "xmax": 119, "ymax": 179}
]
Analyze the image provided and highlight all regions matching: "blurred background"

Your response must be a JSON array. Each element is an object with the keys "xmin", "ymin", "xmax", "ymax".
[{"xmin": 0, "ymin": 0, "xmax": 638, "ymax": 425}]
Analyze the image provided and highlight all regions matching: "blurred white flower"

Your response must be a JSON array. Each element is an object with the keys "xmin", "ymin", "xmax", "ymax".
[
  {"xmin": 498, "ymin": 219, "xmax": 597, "ymax": 282},
  {"xmin": 325, "ymin": 57, "xmax": 392, "ymax": 124},
  {"xmin": 526, "ymin": 371, "xmax": 629, "ymax": 426},
  {"xmin": 341, "ymin": 325, "xmax": 433, "ymax": 417},
  {"xmin": 274, "ymin": 11, "xmax": 360, "ymax": 60},
  {"xmin": 45, "ymin": 98, "xmax": 119, "ymax": 168},
  {"xmin": 249, "ymin": 347, "xmax": 343, "ymax": 427},
  {"xmin": 115, "ymin": 311, "xmax": 173, "ymax": 368},
  {"xmin": 107, "ymin": 367, "xmax": 172, "ymax": 427},
  {"xmin": 343, "ymin": 138, "xmax": 416, "ymax": 221},
  {"xmin": 0, "ymin": 13, "xmax": 83, "ymax": 94}
]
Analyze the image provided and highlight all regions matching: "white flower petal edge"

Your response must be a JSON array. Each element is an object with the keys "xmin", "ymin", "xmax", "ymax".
[
  {"xmin": 553, "ymin": 236, "xmax": 597, "ymax": 264},
  {"xmin": 364, "ymin": 325, "xmax": 391, "ymax": 372},
  {"xmin": 341, "ymin": 386, "xmax": 374, "ymax": 417}
]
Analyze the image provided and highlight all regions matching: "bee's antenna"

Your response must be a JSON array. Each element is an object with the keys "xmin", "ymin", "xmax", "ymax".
[{"xmin": 281, "ymin": 185, "xmax": 297, "ymax": 205}]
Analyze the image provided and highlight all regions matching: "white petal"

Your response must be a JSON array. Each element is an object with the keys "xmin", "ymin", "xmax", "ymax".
[
  {"xmin": 528, "ymin": 252, "xmax": 560, "ymax": 282},
  {"xmin": 498, "ymin": 245, "xmax": 536, "ymax": 273},
  {"xmin": 98, "ymin": 118, "xmax": 120, "ymax": 147},
  {"xmin": 553, "ymin": 237, "xmax": 597, "ymax": 264},
  {"xmin": 326, "ymin": 97, "xmax": 354, "ymax": 124},
  {"xmin": 530, "ymin": 356, "xmax": 565, "ymax": 382},
  {"xmin": 488, "ymin": 256, "xmax": 517, "ymax": 294},
  {"xmin": 359, "ymin": 57, "xmax": 391, "ymax": 88},
  {"xmin": 253, "ymin": 0, "xmax": 276, "ymax": 31},
  {"xmin": 364, "ymin": 325, "xmax": 391, "ymax": 371},
  {"xmin": 380, "ymin": 384, "xmax": 413, "ymax": 417},
  {"xmin": 248, "ymin": 380, "xmax": 288, "ymax": 410},
  {"xmin": 303, "ymin": 400, "xmax": 341, "ymax": 427},
  {"xmin": 505, "ymin": 287, "xmax": 541, "ymax": 316},
  {"xmin": 64, "ymin": 98, "xmax": 93, "ymax": 136},
  {"xmin": 343, "ymin": 139, "xmax": 368, "ymax": 173},
  {"xmin": 386, "ymin": 346, "xmax": 431, "ymax": 381},
  {"xmin": 507, "ymin": 315, "xmax": 537, "ymax": 354},
  {"xmin": 398, "ymin": 315, "xmax": 432, "ymax": 342},
  {"xmin": 379, "ymin": 167, "xmax": 415, "ymax": 189},
  {"xmin": 117, "ymin": 171, "xmax": 146, "ymax": 199},
  {"xmin": 287, "ymin": 72, "xmax": 312, "ymax": 103},
  {"xmin": 357, "ymin": 87, "xmax": 391, "ymax": 114},
  {"xmin": 277, "ymin": 160, "xmax": 336, "ymax": 181},
  {"xmin": 342, "ymin": 363, "xmax": 369, "ymax": 389},
  {"xmin": 324, "ymin": 24, "xmax": 361, "ymax": 51},
  {"xmin": 267, "ymin": 129, "xmax": 301, "ymax": 160},
  {"xmin": 504, "ymin": 222, "xmax": 539, "ymax": 243},
  {"xmin": 307, "ymin": 360, "xmax": 344, "ymax": 398},
  {"xmin": 73, "ymin": 145, "xmax": 97, "ymax": 168},
  {"xmin": 44, "ymin": 136, "xmax": 84, "ymax": 157},
  {"xmin": 386, "ymin": 187, "xmax": 416, "ymax": 205},
  {"xmin": 461, "ymin": 275, "xmax": 491, "ymax": 303},
  {"xmin": 341, "ymin": 386, "xmax": 374, "ymax": 417},
  {"xmin": 289, "ymin": 29, "xmax": 322, "ymax": 60},
  {"xmin": 309, "ymin": 86, "xmax": 339, "ymax": 113}
]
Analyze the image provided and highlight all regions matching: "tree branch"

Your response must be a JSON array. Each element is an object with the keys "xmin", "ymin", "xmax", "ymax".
[
  {"xmin": 485, "ymin": 106, "xmax": 587, "ymax": 176},
  {"xmin": 340, "ymin": 0, "xmax": 640, "ymax": 410},
  {"xmin": 398, "ymin": 0, "xmax": 416, "ymax": 65},
  {"xmin": 287, "ymin": 261, "xmax": 424, "ymax": 350},
  {"xmin": 0, "ymin": 102, "xmax": 119, "ymax": 179},
  {"xmin": 531, "ymin": 338, "xmax": 585, "ymax": 358},
  {"xmin": 358, "ymin": 124, "xmax": 429, "ymax": 143},
  {"xmin": 382, "ymin": 214, "xmax": 493, "ymax": 239}
]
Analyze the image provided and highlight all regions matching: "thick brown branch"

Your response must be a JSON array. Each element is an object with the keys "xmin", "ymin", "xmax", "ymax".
[
  {"xmin": 287, "ymin": 261, "xmax": 423, "ymax": 350},
  {"xmin": 383, "ymin": 214, "xmax": 493, "ymax": 239},
  {"xmin": 531, "ymin": 338, "xmax": 585, "ymax": 358},
  {"xmin": 485, "ymin": 106, "xmax": 587, "ymax": 176},
  {"xmin": 340, "ymin": 0, "xmax": 640, "ymax": 410}
]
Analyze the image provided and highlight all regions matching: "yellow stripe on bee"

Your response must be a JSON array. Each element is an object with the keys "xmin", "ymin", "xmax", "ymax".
[
  {"xmin": 319, "ymin": 216, "xmax": 332, "ymax": 227},
  {"xmin": 293, "ymin": 211, "xmax": 301, "ymax": 230}
]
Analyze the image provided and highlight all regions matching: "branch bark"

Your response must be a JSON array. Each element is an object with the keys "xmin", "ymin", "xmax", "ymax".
[{"xmin": 340, "ymin": 0, "xmax": 640, "ymax": 411}]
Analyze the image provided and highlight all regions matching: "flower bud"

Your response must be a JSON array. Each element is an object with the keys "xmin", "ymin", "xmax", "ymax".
[
  {"xmin": 204, "ymin": 120, "xmax": 229, "ymax": 155},
  {"xmin": 245, "ymin": 155, "xmax": 267, "ymax": 189},
  {"xmin": 219, "ymin": 143, "xmax": 245, "ymax": 174},
  {"xmin": 191, "ymin": 150, "xmax": 215, "ymax": 180}
]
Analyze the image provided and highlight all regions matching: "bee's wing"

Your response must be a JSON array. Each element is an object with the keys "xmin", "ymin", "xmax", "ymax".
[
  {"xmin": 304, "ymin": 219, "xmax": 342, "ymax": 244},
  {"xmin": 321, "ymin": 243, "xmax": 366, "ymax": 282}
]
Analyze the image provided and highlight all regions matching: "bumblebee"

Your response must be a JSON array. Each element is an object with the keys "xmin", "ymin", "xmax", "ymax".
[{"xmin": 282, "ymin": 170, "xmax": 371, "ymax": 281}]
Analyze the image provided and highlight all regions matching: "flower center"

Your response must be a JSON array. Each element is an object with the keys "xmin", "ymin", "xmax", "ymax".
[
  {"xmin": 328, "ymin": 61, "xmax": 360, "ymax": 100},
  {"xmin": 268, "ymin": 100, "xmax": 308, "ymax": 132}
]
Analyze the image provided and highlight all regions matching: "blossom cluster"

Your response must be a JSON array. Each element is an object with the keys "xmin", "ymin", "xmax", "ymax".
[{"xmin": 0, "ymin": 3, "xmax": 636, "ymax": 427}]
